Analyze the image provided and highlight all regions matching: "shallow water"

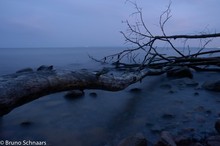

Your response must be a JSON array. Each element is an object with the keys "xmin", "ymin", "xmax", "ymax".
[{"xmin": 0, "ymin": 47, "xmax": 220, "ymax": 146}]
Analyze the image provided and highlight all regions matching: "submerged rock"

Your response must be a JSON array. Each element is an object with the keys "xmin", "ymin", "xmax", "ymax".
[
  {"xmin": 16, "ymin": 68, "xmax": 33, "ymax": 73},
  {"xmin": 89, "ymin": 92, "xmax": 97, "ymax": 98},
  {"xmin": 20, "ymin": 121, "xmax": 32, "ymax": 127},
  {"xmin": 167, "ymin": 67, "xmax": 193, "ymax": 79},
  {"xmin": 203, "ymin": 80, "xmax": 220, "ymax": 92},
  {"xmin": 194, "ymin": 106, "xmax": 205, "ymax": 112},
  {"xmin": 129, "ymin": 88, "xmax": 142, "ymax": 93},
  {"xmin": 215, "ymin": 118, "xmax": 220, "ymax": 134},
  {"xmin": 64, "ymin": 90, "xmax": 84, "ymax": 99},
  {"xmin": 150, "ymin": 125, "xmax": 164, "ymax": 134},
  {"xmin": 161, "ymin": 113, "xmax": 175, "ymax": 120},
  {"xmin": 37, "ymin": 65, "xmax": 53, "ymax": 71},
  {"xmin": 160, "ymin": 84, "xmax": 172, "ymax": 90},
  {"xmin": 194, "ymin": 92, "xmax": 199, "ymax": 96}
]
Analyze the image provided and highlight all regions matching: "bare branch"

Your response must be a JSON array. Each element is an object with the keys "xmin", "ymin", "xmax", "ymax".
[{"xmin": 93, "ymin": 0, "xmax": 220, "ymax": 76}]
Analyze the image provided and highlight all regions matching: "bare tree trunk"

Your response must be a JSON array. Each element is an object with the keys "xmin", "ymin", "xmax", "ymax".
[{"xmin": 0, "ymin": 68, "xmax": 158, "ymax": 116}]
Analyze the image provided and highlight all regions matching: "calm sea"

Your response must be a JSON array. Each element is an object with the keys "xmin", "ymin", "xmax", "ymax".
[{"xmin": 0, "ymin": 47, "xmax": 126, "ymax": 75}]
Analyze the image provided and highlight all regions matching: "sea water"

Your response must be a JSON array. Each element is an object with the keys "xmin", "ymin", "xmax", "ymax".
[{"xmin": 0, "ymin": 47, "xmax": 220, "ymax": 146}]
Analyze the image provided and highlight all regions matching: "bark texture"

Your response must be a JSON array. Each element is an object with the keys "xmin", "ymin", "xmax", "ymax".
[{"xmin": 0, "ymin": 69, "xmax": 153, "ymax": 116}]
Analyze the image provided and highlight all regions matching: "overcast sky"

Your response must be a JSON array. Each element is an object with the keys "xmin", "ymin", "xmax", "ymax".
[{"xmin": 0, "ymin": 0, "xmax": 220, "ymax": 48}]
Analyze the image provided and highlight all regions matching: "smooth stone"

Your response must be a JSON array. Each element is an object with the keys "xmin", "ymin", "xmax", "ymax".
[
  {"xmin": 203, "ymin": 80, "xmax": 220, "ymax": 92},
  {"xmin": 89, "ymin": 92, "xmax": 98, "ymax": 97},
  {"xmin": 37, "ymin": 65, "xmax": 53, "ymax": 71},
  {"xmin": 20, "ymin": 121, "xmax": 32, "ymax": 127},
  {"xmin": 167, "ymin": 67, "xmax": 193, "ymax": 79}
]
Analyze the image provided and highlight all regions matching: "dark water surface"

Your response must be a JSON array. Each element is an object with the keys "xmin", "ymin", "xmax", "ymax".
[{"xmin": 0, "ymin": 47, "xmax": 220, "ymax": 146}]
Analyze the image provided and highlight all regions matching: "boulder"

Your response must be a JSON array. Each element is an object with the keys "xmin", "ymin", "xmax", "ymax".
[{"xmin": 167, "ymin": 67, "xmax": 193, "ymax": 79}]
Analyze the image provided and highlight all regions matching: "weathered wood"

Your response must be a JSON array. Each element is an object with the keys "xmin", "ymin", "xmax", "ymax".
[
  {"xmin": 0, "ymin": 68, "xmax": 153, "ymax": 116},
  {"xmin": 155, "ymin": 33, "xmax": 220, "ymax": 40}
]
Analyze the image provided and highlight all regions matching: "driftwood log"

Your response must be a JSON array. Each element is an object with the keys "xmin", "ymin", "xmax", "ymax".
[{"xmin": 0, "ymin": 68, "xmax": 162, "ymax": 116}]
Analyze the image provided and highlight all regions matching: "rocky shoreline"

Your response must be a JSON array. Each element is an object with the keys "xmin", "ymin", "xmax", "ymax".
[
  {"xmin": 2, "ymin": 66, "xmax": 220, "ymax": 146},
  {"xmin": 116, "ymin": 67, "xmax": 220, "ymax": 146},
  {"xmin": 61, "ymin": 67, "xmax": 220, "ymax": 146},
  {"xmin": 117, "ymin": 124, "xmax": 220, "ymax": 146}
]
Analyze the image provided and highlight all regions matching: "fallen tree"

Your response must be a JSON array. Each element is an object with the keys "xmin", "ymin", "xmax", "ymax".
[
  {"xmin": 1, "ymin": 1, "xmax": 220, "ymax": 116},
  {"xmin": 0, "ymin": 67, "xmax": 165, "ymax": 116}
]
